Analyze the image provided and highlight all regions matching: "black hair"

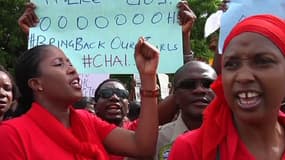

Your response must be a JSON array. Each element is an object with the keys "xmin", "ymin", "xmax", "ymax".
[
  {"xmin": 0, "ymin": 65, "xmax": 20, "ymax": 101},
  {"xmin": 94, "ymin": 78, "xmax": 125, "ymax": 102},
  {"xmin": 73, "ymin": 96, "xmax": 95, "ymax": 109},
  {"xmin": 127, "ymin": 100, "xmax": 141, "ymax": 121},
  {"xmin": 15, "ymin": 44, "xmax": 52, "ymax": 114},
  {"xmin": 0, "ymin": 65, "xmax": 21, "ymax": 119}
]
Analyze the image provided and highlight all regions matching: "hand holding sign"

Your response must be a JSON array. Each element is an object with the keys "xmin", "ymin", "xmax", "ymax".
[
  {"xmin": 18, "ymin": 2, "xmax": 39, "ymax": 35},
  {"xmin": 177, "ymin": 0, "xmax": 196, "ymax": 35}
]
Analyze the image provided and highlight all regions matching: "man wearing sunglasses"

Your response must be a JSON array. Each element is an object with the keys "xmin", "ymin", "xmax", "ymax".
[
  {"xmin": 94, "ymin": 78, "xmax": 142, "ymax": 160},
  {"xmin": 94, "ymin": 79, "xmax": 131, "ymax": 128},
  {"xmin": 155, "ymin": 60, "xmax": 217, "ymax": 160}
]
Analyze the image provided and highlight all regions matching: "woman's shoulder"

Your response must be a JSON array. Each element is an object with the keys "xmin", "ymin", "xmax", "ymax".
[
  {"xmin": 177, "ymin": 128, "xmax": 202, "ymax": 143},
  {"xmin": 168, "ymin": 128, "xmax": 203, "ymax": 160},
  {"xmin": 171, "ymin": 128, "xmax": 203, "ymax": 152},
  {"xmin": 0, "ymin": 115, "xmax": 31, "ymax": 141},
  {"xmin": 1, "ymin": 115, "xmax": 30, "ymax": 129}
]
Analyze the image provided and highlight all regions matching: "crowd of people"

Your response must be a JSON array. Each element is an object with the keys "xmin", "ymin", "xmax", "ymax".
[{"xmin": 1, "ymin": 0, "xmax": 285, "ymax": 160}]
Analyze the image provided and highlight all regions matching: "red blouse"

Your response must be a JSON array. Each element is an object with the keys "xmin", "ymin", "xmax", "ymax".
[{"xmin": 0, "ymin": 102, "xmax": 116, "ymax": 160}]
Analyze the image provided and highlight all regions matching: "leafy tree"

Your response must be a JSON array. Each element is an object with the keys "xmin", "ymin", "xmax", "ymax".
[
  {"xmin": 188, "ymin": 0, "xmax": 221, "ymax": 62},
  {"xmin": 0, "ymin": 0, "xmax": 27, "ymax": 74}
]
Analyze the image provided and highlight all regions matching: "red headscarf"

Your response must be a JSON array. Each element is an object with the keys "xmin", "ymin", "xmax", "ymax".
[
  {"xmin": 223, "ymin": 14, "xmax": 285, "ymax": 55},
  {"xmin": 199, "ymin": 14, "xmax": 285, "ymax": 160}
]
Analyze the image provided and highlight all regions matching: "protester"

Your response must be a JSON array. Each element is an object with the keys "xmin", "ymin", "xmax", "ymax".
[
  {"xmin": 154, "ymin": 61, "xmax": 217, "ymax": 160},
  {"xmin": 0, "ymin": 36, "xmax": 159, "ymax": 159},
  {"xmin": 169, "ymin": 14, "xmax": 285, "ymax": 160},
  {"xmin": 73, "ymin": 96, "xmax": 95, "ymax": 114},
  {"xmin": 93, "ymin": 78, "xmax": 140, "ymax": 160},
  {"xmin": 0, "ymin": 65, "xmax": 19, "ymax": 121},
  {"xmin": 94, "ymin": 79, "xmax": 133, "ymax": 128},
  {"xmin": 128, "ymin": 101, "xmax": 141, "ymax": 121}
]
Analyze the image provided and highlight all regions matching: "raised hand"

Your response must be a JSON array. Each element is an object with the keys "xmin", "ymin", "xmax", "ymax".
[
  {"xmin": 18, "ymin": 2, "xmax": 39, "ymax": 35},
  {"xmin": 134, "ymin": 37, "xmax": 159, "ymax": 76},
  {"xmin": 177, "ymin": 0, "xmax": 196, "ymax": 35}
]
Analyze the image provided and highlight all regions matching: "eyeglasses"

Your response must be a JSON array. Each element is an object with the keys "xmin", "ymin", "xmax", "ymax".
[
  {"xmin": 176, "ymin": 79, "xmax": 214, "ymax": 90},
  {"xmin": 98, "ymin": 88, "xmax": 129, "ymax": 99}
]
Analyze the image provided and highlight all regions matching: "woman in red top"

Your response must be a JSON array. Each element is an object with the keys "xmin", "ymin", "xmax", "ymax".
[
  {"xmin": 0, "ymin": 37, "xmax": 159, "ymax": 159},
  {"xmin": 169, "ymin": 14, "xmax": 285, "ymax": 160}
]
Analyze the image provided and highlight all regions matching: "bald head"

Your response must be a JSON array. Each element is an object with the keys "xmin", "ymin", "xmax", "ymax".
[{"xmin": 173, "ymin": 61, "xmax": 217, "ymax": 89}]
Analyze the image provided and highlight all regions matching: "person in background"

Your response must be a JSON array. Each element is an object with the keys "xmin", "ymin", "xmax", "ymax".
[
  {"xmin": 73, "ymin": 96, "xmax": 95, "ymax": 114},
  {"xmin": 128, "ymin": 101, "xmax": 141, "ymax": 121},
  {"xmin": 93, "ymin": 78, "xmax": 160, "ymax": 160},
  {"xmin": 0, "ymin": 65, "xmax": 19, "ymax": 121},
  {"xmin": 169, "ymin": 14, "xmax": 285, "ymax": 160},
  {"xmin": 131, "ymin": 0, "xmax": 197, "ymax": 126},
  {"xmin": 94, "ymin": 79, "xmax": 133, "ymax": 129},
  {"xmin": 0, "ymin": 36, "xmax": 159, "ymax": 159},
  {"xmin": 154, "ymin": 61, "xmax": 217, "ymax": 160}
]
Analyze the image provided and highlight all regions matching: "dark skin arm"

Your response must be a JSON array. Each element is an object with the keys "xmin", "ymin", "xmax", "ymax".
[
  {"xmin": 158, "ymin": 94, "xmax": 178, "ymax": 125},
  {"xmin": 104, "ymin": 37, "xmax": 159, "ymax": 158},
  {"xmin": 18, "ymin": 2, "xmax": 39, "ymax": 35},
  {"xmin": 177, "ymin": 0, "xmax": 196, "ymax": 63}
]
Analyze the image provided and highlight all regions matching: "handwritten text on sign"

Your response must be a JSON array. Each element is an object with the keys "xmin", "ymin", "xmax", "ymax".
[{"xmin": 29, "ymin": 0, "xmax": 182, "ymax": 74}]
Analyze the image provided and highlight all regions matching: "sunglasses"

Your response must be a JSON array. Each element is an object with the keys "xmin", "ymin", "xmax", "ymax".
[
  {"xmin": 176, "ymin": 79, "xmax": 214, "ymax": 90},
  {"xmin": 98, "ymin": 88, "xmax": 129, "ymax": 99}
]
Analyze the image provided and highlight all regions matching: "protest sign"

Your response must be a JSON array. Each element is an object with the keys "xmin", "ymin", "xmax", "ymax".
[
  {"xmin": 79, "ymin": 73, "xmax": 109, "ymax": 97},
  {"xmin": 30, "ymin": 0, "xmax": 183, "ymax": 74}
]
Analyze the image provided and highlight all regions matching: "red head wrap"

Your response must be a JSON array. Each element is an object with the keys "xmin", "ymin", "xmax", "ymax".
[{"xmin": 223, "ymin": 14, "xmax": 285, "ymax": 55}]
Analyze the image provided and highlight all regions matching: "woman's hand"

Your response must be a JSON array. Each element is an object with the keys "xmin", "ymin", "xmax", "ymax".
[{"xmin": 134, "ymin": 37, "xmax": 159, "ymax": 76}]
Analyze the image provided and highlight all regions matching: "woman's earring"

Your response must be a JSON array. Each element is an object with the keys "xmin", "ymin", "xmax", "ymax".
[{"xmin": 38, "ymin": 87, "xmax": 43, "ymax": 92}]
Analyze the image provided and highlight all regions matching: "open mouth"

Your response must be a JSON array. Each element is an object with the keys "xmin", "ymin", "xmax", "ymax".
[
  {"xmin": 0, "ymin": 103, "xmax": 7, "ymax": 109},
  {"xmin": 70, "ymin": 78, "xmax": 81, "ymax": 89},
  {"xmin": 105, "ymin": 104, "xmax": 122, "ymax": 115},
  {"xmin": 191, "ymin": 97, "xmax": 210, "ymax": 107},
  {"xmin": 237, "ymin": 91, "xmax": 261, "ymax": 110}
]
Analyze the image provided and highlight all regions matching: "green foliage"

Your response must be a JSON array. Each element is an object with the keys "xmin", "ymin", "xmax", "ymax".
[
  {"xmin": 188, "ymin": 0, "xmax": 221, "ymax": 62},
  {"xmin": 0, "ymin": 0, "xmax": 28, "ymax": 72}
]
